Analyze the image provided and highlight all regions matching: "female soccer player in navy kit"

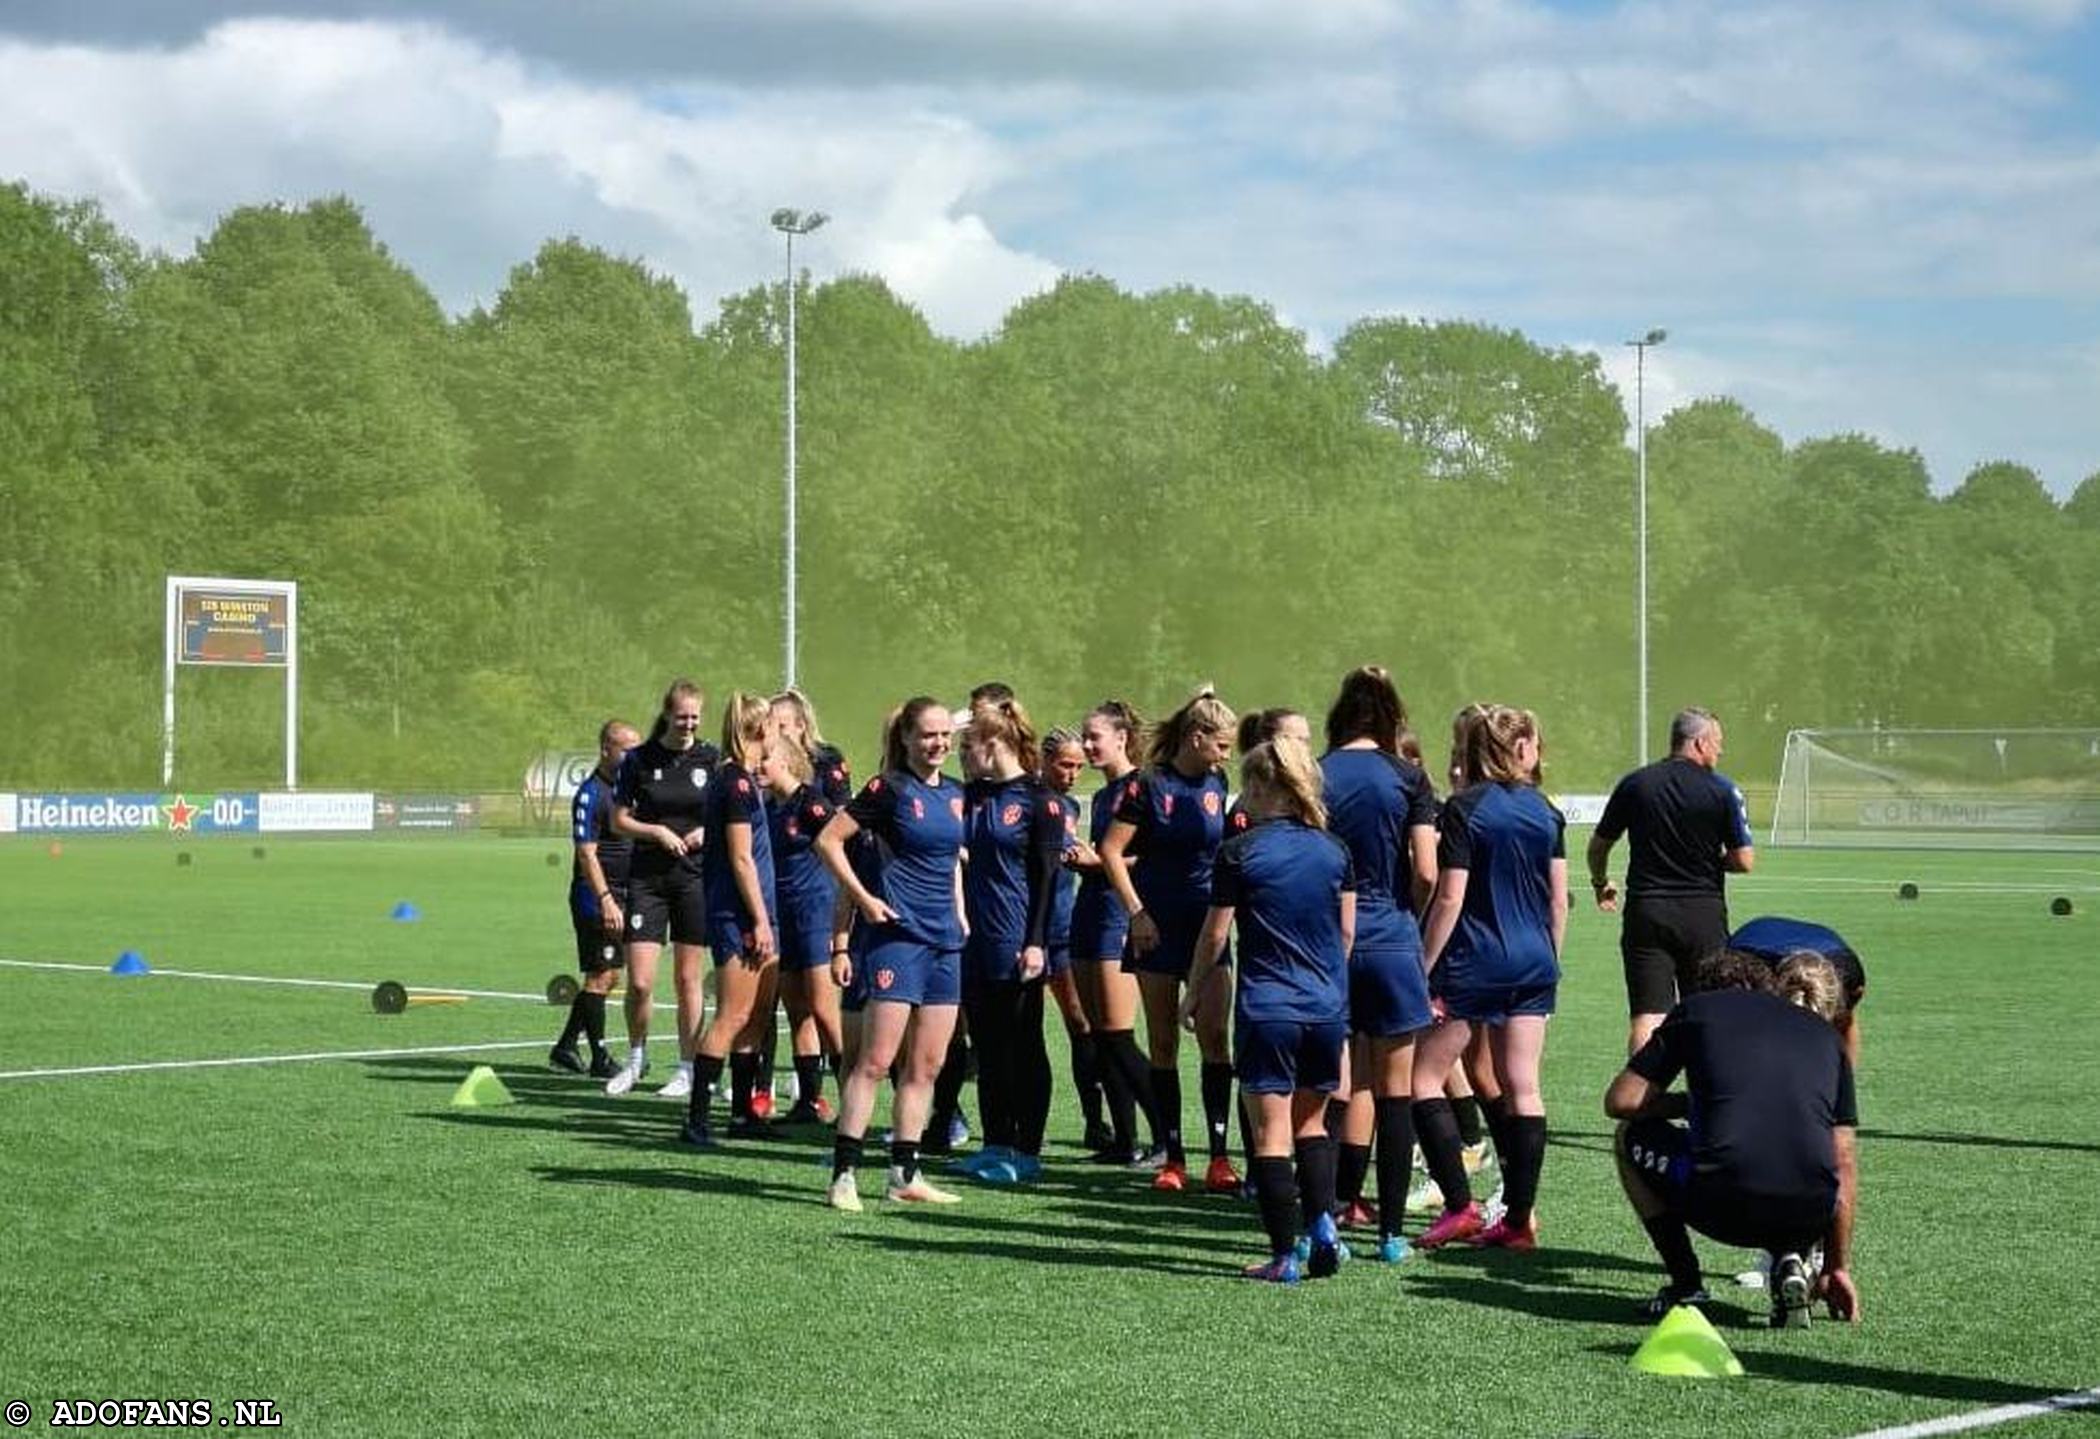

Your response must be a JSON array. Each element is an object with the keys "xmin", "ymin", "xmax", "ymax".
[
  {"xmin": 553, "ymin": 718, "xmax": 639, "ymax": 1079},
  {"xmin": 815, "ymin": 697, "xmax": 969, "ymax": 1210},
  {"xmin": 1073, "ymin": 700, "xmax": 1159, "ymax": 1164},
  {"xmin": 1184, "ymin": 737, "xmax": 1356, "ymax": 1282},
  {"xmin": 1040, "ymin": 728, "xmax": 1110, "ymax": 1151},
  {"xmin": 1098, "ymin": 687, "xmax": 1240, "ymax": 1194},
  {"xmin": 953, "ymin": 698, "xmax": 1067, "ymax": 1185},
  {"xmin": 678, "ymin": 692, "xmax": 780, "ymax": 1145},
  {"xmin": 1412, "ymin": 706, "xmax": 1569, "ymax": 1251},
  {"xmin": 1319, "ymin": 667, "xmax": 1438, "ymax": 1262},
  {"xmin": 764, "ymin": 737, "xmax": 843, "ymax": 1124},
  {"xmin": 608, "ymin": 680, "xmax": 720, "ymax": 1098}
]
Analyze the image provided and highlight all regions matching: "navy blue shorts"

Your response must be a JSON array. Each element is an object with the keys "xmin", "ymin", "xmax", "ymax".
[
  {"xmin": 1070, "ymin": 883, "xmax": 1130, "ymax": 964},
  {"xmin": 841, "ymin": 930, "xmax": 872, "ymax": 1014},
  {"xmin": 1235, "ymin": 1015, "xmax": 1346, "ymax": 1096},
  {"xmin": 1438, "ymin": 979, "xmax": 1556, "ymax": 1025},
  {"xmin": 1124, "ymin": 901, "xmax": 1229, "ymax": 979},
  {"xmin": 862, "ymin": 930, "xmax": 962, "ymax": 1008},
  {"xmin": 776, "ymin": 902, "xmax": 831, "ymax": 973},
  {"xmin": 1349, "ymin": 945, "xmax": 1433, "ymax": 1038},
  {"xmin": 708, "ymin": 912, "xmax": 777, "ymax": 968},
  {"xmin": 1622, "ymin": 1118, "xmax": 1833, "ymax": 1252},
  {"xmin": 1044, "ymin": 943, "xmax": 1072, "ymax": 979}
]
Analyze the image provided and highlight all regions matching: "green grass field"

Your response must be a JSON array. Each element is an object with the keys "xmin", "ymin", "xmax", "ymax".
[{"xmin": 2, "ymin": 837, "xmax": 2096, "ymax": 1438}]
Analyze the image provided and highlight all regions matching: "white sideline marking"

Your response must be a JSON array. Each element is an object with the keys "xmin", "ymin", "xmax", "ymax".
[
  {"xmin": 0, "ymin": 958, "xmax": 544, "ymax": 1002},
  {"xmin": 1847, "ymin": 1387, "xmax": 2100, "ymax": 1438},
  {"xmin": 0, "ymin": 1039, "xmax": 549, "ymax": 1081},
  {"xmin": 1737, "ymin": 878, "xmax": 2100, "ymax": 895}
]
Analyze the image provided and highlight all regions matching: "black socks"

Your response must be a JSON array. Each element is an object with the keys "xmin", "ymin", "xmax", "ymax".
[
  {"xmin": 1200, "ymin": 1061, "xmax": 1234, "ymax": 1161},
  {"xmin": 1153, "ymin": 1067, "xmax": 1185, "ymax": 1164},
  {"xmin": 1500, "ymin": 1114, "xmax": 1548, "ymax": 1227},
  {"xmin": 1643, "ymin": 1215, "xmax": 1702, "ymax": 1292},
  {"xmin": 1412, "ymin": 1097, "xmax": 1472, "ymax": 1209},
  {"xmin": 1374, "ymin": 1096, "xmax": 1415, "ymax": 1239},
  {"xmin": 688, "ymin": 1053, "xmax": 726, "ymax": 1129},
  {"xmin": 1251, "ymin": 1156, "xmax": 1298, "ymax": 1258}
]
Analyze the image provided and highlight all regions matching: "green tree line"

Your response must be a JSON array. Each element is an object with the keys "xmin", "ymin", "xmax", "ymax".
[{"xmin": 4, "ymin": 184, "xmax": 2096, "ymax": 791}]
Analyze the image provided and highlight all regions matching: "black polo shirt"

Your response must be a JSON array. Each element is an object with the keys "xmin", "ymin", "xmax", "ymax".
[{"xmin": 1595, "ymin": 756, "xmax": 1754, "ymax": 901}]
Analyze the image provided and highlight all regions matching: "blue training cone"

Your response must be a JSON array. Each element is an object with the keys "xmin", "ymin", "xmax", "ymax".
[
  {"xmin": 390, "ymin": 902, "xmax": 421, "ymax": 922},
  {"xmin": 109, "ymin": 950, "xmax": 151, "ymax": 976}
]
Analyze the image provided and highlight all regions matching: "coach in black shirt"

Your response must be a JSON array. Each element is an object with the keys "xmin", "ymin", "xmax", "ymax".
[
  {"xmin": 1604, "ymin": 955, "xmax": 1860, "ymax": 1325},
  {"xmin": 1587, "ymin": 707, "xmax": 1755, "ymax": 1052}
]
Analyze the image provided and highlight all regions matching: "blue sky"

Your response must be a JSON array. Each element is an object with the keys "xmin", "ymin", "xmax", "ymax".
[{"xmin": 3, "ymin": 0, "xmax": 2096, "ymax": 494}]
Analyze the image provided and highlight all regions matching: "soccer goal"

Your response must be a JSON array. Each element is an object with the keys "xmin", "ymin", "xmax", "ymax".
[{"xmin": 1770, "ymin": 728, "xmax": 2100, "ymax": 850}]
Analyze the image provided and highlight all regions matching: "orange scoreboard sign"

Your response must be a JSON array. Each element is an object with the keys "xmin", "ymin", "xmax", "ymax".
[{"xmin": 176, "ymin": 586, "xmax": 290, "ymax": 667}]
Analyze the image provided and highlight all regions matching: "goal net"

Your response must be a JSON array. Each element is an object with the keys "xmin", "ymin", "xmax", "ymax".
[{"xmin": 1770, "ymin": 728, "xmax": 2100, "ymax": 850}]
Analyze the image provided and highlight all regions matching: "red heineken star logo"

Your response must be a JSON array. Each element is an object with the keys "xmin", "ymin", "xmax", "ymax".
[{"xmin": 165, "ymin": 795, "xmax": 200, "ymax": 831}]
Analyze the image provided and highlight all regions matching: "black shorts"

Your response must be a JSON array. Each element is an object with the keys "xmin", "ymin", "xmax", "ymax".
[
  {"xmin": 1621, "ymin": 1118, "xmax": 1833, "ymax": 1252},
  {"xmin": 571, "ymin": 910, "xmax": 625, "ymax": 973},
  {"xmin": 1621, "ymin": 895, "xmax": 1729, "ymax": 1015},
  {"xmin": 624, "ymin": 866, "xmax": 707, "ymax": 947}
]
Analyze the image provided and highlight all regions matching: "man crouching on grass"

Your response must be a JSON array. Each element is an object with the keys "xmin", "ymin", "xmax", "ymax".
[{"xmin": 1604, "ymin": 950, "xmax": 1862, "ymax": 1327}]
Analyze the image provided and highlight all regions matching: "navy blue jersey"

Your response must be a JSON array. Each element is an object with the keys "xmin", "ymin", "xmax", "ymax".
[
  {"xmin": 963, "ymin": 775, "xmax": 1069, "ymax": 960},
  {"xmin": 1211, "ymin": 818, "xmax": 1355, "ymax": 1024},
  {"xmin": 811, "ymin": 742, "xmax": 854, "ymax": 809},
  {"xmin": 613, "ymin": 738, "xmax": 720, "ymax": 876},
  {"xmin": 846, "ymin": 770, "xmax": 967, "ymax": 948},
  {"xmin": 1111, "ymin": 765, "xmax": 1231, "ymax": 915},
  {"xmin": 1435, "ymin": 783, "xmax": 1566, "ymax": 991},
  {"xmin": 1595, "ymin": 757, "xmax": 1754, "ymax": 900},
  {"xmin": 1729, "ymin": 915, "xmax": 1866, "ymax": 998},
  {"xmin": 770, "ymin": 783, "xmax": 839, "ymax": 925},
  {"xmin": 571, "ymin": 770, "xmax": 632, "ymax": 889},
  {"xmin": 701, "ymin": 760, "xmax": 775, "ymax": 931},
  {"xmin": 1070, "ymin": 782, "xmax": 1131, "ymax": 960}
]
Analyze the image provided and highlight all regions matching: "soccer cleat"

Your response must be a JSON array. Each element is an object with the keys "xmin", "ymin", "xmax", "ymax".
[
  {"xmin": 677, "ymin": 1119, "xmax": 715, "ymax": 1149},
  {"xmin": 1127, "ymin": 1146, "xmax": 1169, "ymax": 1172},
  {"xmin": 749, "ymin": 1089, "xmax": 775, "ymax": 1121},
  {"xmin": 1639, "ymin": 1283, "xmax": 1712, "ymax": 1319},
  {"xmin": 885, "ymin": 1169, "xmax": 962, "ymax": 1204},
  {"xmin": 1481, "ymin": 1183, "xmax": 1508, "ymax": 1228},
  {"xmin": 951, "ymin": 1145, "xmax": 1012, "ymax": 1177},
  {"xmin": 1307, "ymin": 1212, "xmax": 1348, "ymax": 1278},
  {"xmin": 1152, "ymin": 1160, "xmax": 1190, "ymax": 1193},
  {"xmin": 782, "ymin": 1101, "xmax": 831, "ymax": 1127},
  {"xmin": 1417, "ymin": 1201, "xmax": 1487, "ymax": 1250},
  {"xmin": 1338, "ymin": 1198, "xmax": 1378, "ymax": 1230},
  {"xmin": 603, "ymin": 1048, "xmax": 649, "ymax": 1097},
  {"xmin": 655, "ymin": 1062, "xmax": 694, "ymax": 1100},
  {"xmin": 1089, "ymin": 1145, "xmax": 1139, "ymax": 1166},
  {"xmin": 972, "ymin": 1158, "xmax": 1021, "ymax": 1186},
  {"xmin": 1773, "ymin": 1252, "xmax": 1813, "ymax": 1329},
  {"xmin": 1241, "ymin": 1253, "xmax": 1302, "ymax": 1284},
  {"xmin": 825, "ymin": 1172, "xmax": 864, "ymax": 1213},
  {"xmin": 1734, "ymin": 1249, "xmax": 1773, "ymax": 1290},
  {"xmin": 1377, "ymin": 1235, "xmax": 1412, "ymax": 1264},
  {"xmin": 725, "ymin": 1115, "xmax": 776, "ymax": 1142},
  {"xmin": 1203, "ymin": 1155, "xmax": 1244, "ymax": 1195},
  {"xmin": 1466, "ymin": 1215, "xmax": 1538, "ymax": 1252},
  {"xmin": 947, "ymin": 1113, "xmax": 972, "ymax": 1150},
  {"xmin": 548, "ymin": 1044, "xmax": 587, "ymax": 1075},
  {"xmin": 587, "ymin": 1049, "xmax": 619, "ymax": 1080},
  {"xmin": 1406, "ymin": 1174, "xmax": 1445, "ymax": 1213}
]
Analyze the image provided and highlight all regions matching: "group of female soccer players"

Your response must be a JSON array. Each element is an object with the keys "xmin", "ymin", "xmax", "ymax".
[{"xmin": 556, "ymin": 669, "xmax": 1568, "ymax": 1281}]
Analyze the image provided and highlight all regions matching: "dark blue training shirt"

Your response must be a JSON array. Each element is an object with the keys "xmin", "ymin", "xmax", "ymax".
[
  {"xmin": 811, "ymin": 742, "xmax": 854, "ymax": 809},
  {"xmin": 701, "ymin": 760, "xmax": 776, "ymax": 932},
  {"xmin": 770, "ymin": 783, "xmax": 839, "ymax": 933},
  {"xmin": 1210, "ymin": 817, "xmax": 1356, "ymax": 1024},
  {"xmin": 571, "ymin": 771, "xmax": 633, "ymax": 902},
  {"xmin": 1729, "ymin": 915, "xmax": 1867, "ymax": 997},
  {"xmin": 1435, "ymin": 782, "xmax": 1566, "ymax": 992},
  {"xmin": 1070, "ymin": 783, "xmax": 1131, "ymax": 960},
  {"xmin": 1320, "ymin": 747, "xmax": 1437, "ymax": 956},
  {"xmin": 613, "ymin": 737, "xmax": 720, "ymax": 878},
  {"xmin": 846, "ymin": 770, "xmax": 967, "ymax": 949},
  {"xmin": 1112, "ymin": 765, "xmax": 1231, "ymax": 915},
  {"xmin": 963, "ymin": 775, "xmax": 1069, "ymax": 972},
  {"xmin": 1046, "ymin": 792, "xmax": 1081, "ymax": 953}
]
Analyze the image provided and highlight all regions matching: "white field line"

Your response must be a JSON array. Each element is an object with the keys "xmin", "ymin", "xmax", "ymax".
[
  {"xmin": 1735, "ymin": 878, "xmax": 2100, "ymax": 894},
  {"xmin": 0, "ymin": 1039, "xmax": 550, "ymax": 1081},
  {"xmin": 1846, "ymin": 1386, "xmax": 2100, "ymax": 1438},
  {"xmin": 0, "ymin": 957, "xmax": 546, "ymax": 1002}
]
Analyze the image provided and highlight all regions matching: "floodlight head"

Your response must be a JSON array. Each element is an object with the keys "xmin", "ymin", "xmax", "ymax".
[
  {"xmin": 771, "ymin": 208, "xmax": 829, "ymax": 235},
  {"xmin": 1645, "ymin": 327, "xmax": 1668, "ymax": 345}
]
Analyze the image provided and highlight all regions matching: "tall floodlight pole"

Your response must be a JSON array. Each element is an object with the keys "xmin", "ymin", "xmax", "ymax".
[
  {"xmin": 1625, "ymin": 328, "xmax": 1667, "ymax": 765},
  {"xmin": 771, "ymin": 208, "xmax": 828, "ymax": 692}
]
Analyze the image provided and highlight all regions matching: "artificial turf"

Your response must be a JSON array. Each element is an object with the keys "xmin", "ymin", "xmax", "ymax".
[{"xmin": 1, "ymin": 837, "xmax": 2096, "ymax": 1437}]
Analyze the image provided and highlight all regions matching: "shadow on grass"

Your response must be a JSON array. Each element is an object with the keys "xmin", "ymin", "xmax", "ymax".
[
  {"xmin": 532, "ymin": 1162, "xmax": 823, "ymax": 1207},
  {"xmin": 1588, "ymin": 1341, "xmax": 2093, "ymax": 1407},
  {"xmin": 832, "ymin": 1226, "xmax": 1225, "ymax": 1279},
  {"xmin": 1859, "ymin": 1127, "xmax": 2100, "ymax": 1157}
]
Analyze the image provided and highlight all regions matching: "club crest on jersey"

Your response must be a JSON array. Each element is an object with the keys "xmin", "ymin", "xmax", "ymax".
[
  {"xmin": 912, "ymin": 797, "xmax": 926, "ymax": 820},
  {"xmin": 1162, "ymin": 794, "xmax": 1175, "ymax": 817},
  {"xmin": 691, "ymin": 769, "xmax": 707, "ymax": 788},
  {"xmin": 1202, "ymin": 791, "xmax": 1222, "ymax": 816},
  {"xmin": 875, "ymin": 968, "xmax": 895, "ymax": 991},
  {"xmin": 949, "ymin": 797, "xmax": 964, "ymax": 819},
  {"xmin": 736, "ymin": 777, "xmax": 751, "ymax": 795},
  {"xmin": 812, "ymin": 804, "xmax": 827, "ymax": 819},
  {"xmin": 1002, "ymin": 802, "xmax": 1023, "ymax": 827}
]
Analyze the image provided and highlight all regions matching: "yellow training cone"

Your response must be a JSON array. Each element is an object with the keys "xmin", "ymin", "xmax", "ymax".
[
  {"xmin": 448, "ymin": 1065, "xmax": 515, "ymax": 1109},
  {"xmin": 1630, "ymin": 1305, "xmax": 1744, "ymax": 1379}
]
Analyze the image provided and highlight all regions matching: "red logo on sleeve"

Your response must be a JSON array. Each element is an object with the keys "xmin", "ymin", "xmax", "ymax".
[
  {"xmin": 1162, "ymin": 794, "xmax": 1175, "ymax": 817},
  {"xmin": 812, "ymin": 805, "xmax": 827, "ymax": 819},
  {"xmin": 736, "ymin": 777, "xmax": 751, "ymax": 795}
]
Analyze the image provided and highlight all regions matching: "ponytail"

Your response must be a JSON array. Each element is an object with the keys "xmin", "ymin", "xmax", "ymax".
[
  {"xmin": 1240, "ymin": 736, "xmax": 1327, "ymax": 829},
  {"xmin": 972, "ymin": 695, "xmax": 1041, "ymax": 775},
  {"xmin": 1147, "ymin": 685, "xmax": 1236, "ymax": 770},
  {"xmin": 719, "ymin": 689, "xmax": 770, "ymax": 767}
]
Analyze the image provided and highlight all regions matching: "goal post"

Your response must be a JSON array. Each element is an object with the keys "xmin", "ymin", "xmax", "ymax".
[{"xmin": 1769, "ymin": 727, "xmax": 2100, "ymax": 851}]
